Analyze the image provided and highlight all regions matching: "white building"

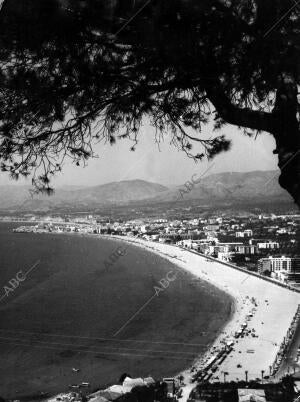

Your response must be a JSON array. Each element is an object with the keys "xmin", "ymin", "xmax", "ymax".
[
  {"xmin": 235, "ymin": 229, "xmax": 253, "ymax": 238},
  {"xmin": 244, "ymin": 229, "xmax": 253, "ymax": 237},
  {"xmin": 218, "ymin": 251, "xmax": 234, "ymax": 262},
  {"xmin": 258, "ymin": 256, "xmax": 300, "ymax": 284},
  {"xmin": 140, "ymin": 225, "xmax": 150, "ymax": 233},
  {"xmin": 257, "ymin": 241, "xmax": 280, "ymax": 250}
]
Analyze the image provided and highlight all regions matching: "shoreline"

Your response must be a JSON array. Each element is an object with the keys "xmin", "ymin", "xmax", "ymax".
[
  {"xmin": 0, "ymin": 226, "xmax": 232, "ymax": 401},
  {"xmin": 104, "ymin": 235, "xmax": 300, "ymax": 399},
  {"xmin": 57, "ymin": 231, "xmax": 238, "ymax": 374},
  {"xmin": 101, "ymin": 236, "xmax": 237, "ymax": 364},
  {"xmin": 105, "ymin": 237, "xmax": 240, "ymax": 366},
  {"xmin": 44, "ymin": 232, "xmax": 236, "ymax": 402},
  {"xmin": 4, "ymin": 227, "xmax": 300, "ymax": 401}
]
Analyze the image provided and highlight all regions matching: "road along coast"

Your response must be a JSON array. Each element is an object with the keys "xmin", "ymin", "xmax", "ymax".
[{"xmin": 109, "ymin": 236, "xmax": 300, "ymax": 399}]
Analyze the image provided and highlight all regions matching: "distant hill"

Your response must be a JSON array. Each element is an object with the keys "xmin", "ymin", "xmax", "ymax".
[
  {"xmin": 0, "ymin": 171, "xmax": 293, "ymax": 212},
  {"xmin": 0, "ymin": 180, "xmax": 168, "ymax": 211},
  {"xmin": 154, "ymin": 170, "xmax": 292, "ymax": 203}
]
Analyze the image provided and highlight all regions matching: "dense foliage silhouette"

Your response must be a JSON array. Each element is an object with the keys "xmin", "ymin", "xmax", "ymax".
[{"xmin": 0, "ymin": 0, "xmax": 299, "ymax": 206}]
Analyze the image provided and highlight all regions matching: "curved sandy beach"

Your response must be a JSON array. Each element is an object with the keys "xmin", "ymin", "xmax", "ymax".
[{"xmin": 110, "ymin": 236, "xmax": 300, "ymax": 400}]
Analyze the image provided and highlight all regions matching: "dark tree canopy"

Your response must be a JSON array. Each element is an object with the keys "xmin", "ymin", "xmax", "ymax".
[{"xmin": 0, "ymin": 0, "xmax": 299, "ymax": 206}]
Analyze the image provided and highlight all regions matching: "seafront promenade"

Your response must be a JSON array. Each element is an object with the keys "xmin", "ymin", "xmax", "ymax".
[
  {"xmin": 8, "ymin": 229, "xmax": 299, "ymax": 402},
  {"xmin": 111, "ymin": 236, "xmax": 300, "ymax": 397}
]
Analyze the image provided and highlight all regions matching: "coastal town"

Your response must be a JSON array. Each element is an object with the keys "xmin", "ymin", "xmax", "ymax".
[
  {"xmin": 0, "ymin": 212, "xmax": 299, "ymax": 401},
  {"xmin": 0, "ymin": 0, "xmax": 300, "ymax": 401},
  {"xmin": 7, "ymin": 211, "xmax": 300, "ymax": 288}
]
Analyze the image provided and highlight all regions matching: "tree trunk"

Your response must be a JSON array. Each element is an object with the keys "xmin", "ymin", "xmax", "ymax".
[
  {"xmin": 4, "ymin": 0, "xmax": 300, "ymax": 208},
  {"xmin": 277, "ymin": 145, "xmax": 300, "ymax": 208},
  {"xmin": 206, "ymin": 77, "xmax": 300, "ymax": 210},
  {"xmin": 272, "ymin": 75, "xmax": 300, "ymax": 209}
]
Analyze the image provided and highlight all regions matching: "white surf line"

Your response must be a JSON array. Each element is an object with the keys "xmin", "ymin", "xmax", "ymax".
[{"xmin": 0, "ymin": 0, "xmax": 4, "ymax": 12}]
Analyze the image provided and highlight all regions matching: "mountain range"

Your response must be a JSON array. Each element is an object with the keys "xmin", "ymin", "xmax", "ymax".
[{"xmin": 0, "ymin": 170, "xmax": 293, "ymax": 212}]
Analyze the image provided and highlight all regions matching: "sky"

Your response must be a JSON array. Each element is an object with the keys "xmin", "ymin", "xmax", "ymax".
[{"xmin": 0, "ymin": 121, "xmax": 278, "ymax": 188}]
